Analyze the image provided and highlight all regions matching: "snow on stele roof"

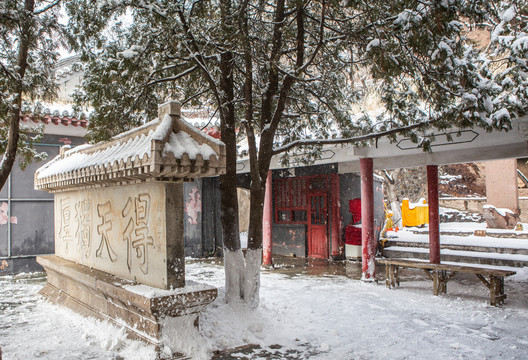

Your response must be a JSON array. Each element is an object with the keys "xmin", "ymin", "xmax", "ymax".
[{"xmin": 34, "ymin": 101, "xmax": 226, "ymax": 192}]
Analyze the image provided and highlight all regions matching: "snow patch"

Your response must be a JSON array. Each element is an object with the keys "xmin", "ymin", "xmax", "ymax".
[
  {"xmin": 223, "ymin": 249, "xmax": 245, "ymax": 304},
  {"xmin": 163, "ymin": 132, "xmax": 216, "ymax": 159},
  {"xmin": 244, "ymin": 248, "xmax": 262, "ymax": 309},
  {"xmin": 160, "ymin": 315, "xmax": 211, "ymax": 360},
  {"xmin": 502, "ymin": 6, "xmax": 517, "ymax": 23},
  {"xmin": 483, "ymin": 204, "xmax": 515, "ymax": 217},
  {"xmin": 121, "ymin": 282, "xmax": 210, "ymax": 299},
  {"xmin": 510, "ymin": 267, "xmax": 528, "ymax": 282},
  {"xmin": 152, "ymin": 113, "xmax": 173, "ymax": 141},
  {"xmin": 240, "ymin": 232, "xmax": 248, "ymax": 249},
  {"xmin": 366, "ymin": 39, "xmax": 380, "ymax": 52}
]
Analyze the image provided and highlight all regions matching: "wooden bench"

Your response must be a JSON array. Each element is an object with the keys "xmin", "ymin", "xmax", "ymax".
[{"xmin": 378, "ymin": 258, "xmax": 516, "ymax": 306}]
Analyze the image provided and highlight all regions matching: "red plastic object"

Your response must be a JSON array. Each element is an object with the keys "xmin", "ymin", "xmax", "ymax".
[
  {"xmin": 345, "ymin": 225, "xmax": 362, "ymax": 246},
  {"xmin": 345, "ymin": 198, "xmax": 362, "ymax": 246},
  {"xmin": 349, "ymin": 198, "xmax": 361, "ymax": 223}
]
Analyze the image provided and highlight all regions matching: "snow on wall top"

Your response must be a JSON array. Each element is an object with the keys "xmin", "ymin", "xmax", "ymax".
[{"xmin": 35, "ymin": 101, "xmax": 226, "ymax": 192}]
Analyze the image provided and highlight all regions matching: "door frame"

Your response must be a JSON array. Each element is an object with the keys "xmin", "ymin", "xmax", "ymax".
[{"xmin": 307, "ymin": 177, "xmax": 329, "ymax": 259}]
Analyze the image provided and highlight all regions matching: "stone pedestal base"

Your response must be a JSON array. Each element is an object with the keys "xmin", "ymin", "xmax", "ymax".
[{"xmin": 37, "ymin": 255, "xmax": 217, "ymax": 349}]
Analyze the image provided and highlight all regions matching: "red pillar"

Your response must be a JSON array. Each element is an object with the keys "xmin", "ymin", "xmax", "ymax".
[
  {"xmin": 427, "ymin": 165, "xmax": 440, "ymax": 264},
  {"xmin": 360, "ymin": 158, "xmax": 375, "ymax": 280},
  {"xmin": 263, "ymin": 170, "xmax": 273, "ymax": 266},
  {"xmin": 330, "ymin": 174, "xmax": 341, "ymax": 257}
]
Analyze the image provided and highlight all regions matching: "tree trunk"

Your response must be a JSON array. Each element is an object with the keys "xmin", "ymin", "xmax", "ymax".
[
  {"xmin": 0, "ymin": 0, "xmax": 34, "ymax": 191},
  {"xmin": 383, "ymin": 169, "xmax": 402, "ymax": 228},
  {"xmin": 243, "ymin": 173, "xmax": 266, "ymax": 307},
  {"xmin": 219, "ymin": 0, "xmax": 245, "ymax": 304}
]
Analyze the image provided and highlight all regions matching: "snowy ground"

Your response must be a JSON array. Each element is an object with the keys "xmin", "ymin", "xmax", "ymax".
[{"xmin": 1, "ymin": 258, "xmax": 528, "ymax": 360}]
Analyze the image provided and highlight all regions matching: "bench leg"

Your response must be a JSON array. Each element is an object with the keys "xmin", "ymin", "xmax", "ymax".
[
  {"xmin": 385, "ymin": 264, "xmax": 400, "ymax": 289},
  {"xmin": 433, "ymin": 271, "xmax": 439, "ymax": 295},
  {"xmin": 432, "ymin": 270, "xmax": 447, "ymax": 296},
  {"xmin": 490, "ymin": 276, "xmax": 507, "ymax": 306},
  {"xmin": 490, "ymin": 276, "xmax": 497, "ymax": 306}
]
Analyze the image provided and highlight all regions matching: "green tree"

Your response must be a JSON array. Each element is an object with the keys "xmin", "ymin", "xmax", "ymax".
[
  {"xmin": 0, "ymin": 0, "xmax": 64, "ymax": 191},
  {"xmin": 66, "ymin": 0, "xmax": 527, "ymax": 306}
]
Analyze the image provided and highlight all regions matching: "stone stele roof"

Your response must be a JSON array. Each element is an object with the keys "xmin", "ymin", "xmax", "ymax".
[{"xmin": 35, "ymin": 101, "xmax": 226, "ymax": 192}]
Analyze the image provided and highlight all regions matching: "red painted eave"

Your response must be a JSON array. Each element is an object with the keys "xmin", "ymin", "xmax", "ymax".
[{"xmin": 20, "ymin": 114, "xmax": 89, "ymax": 128}]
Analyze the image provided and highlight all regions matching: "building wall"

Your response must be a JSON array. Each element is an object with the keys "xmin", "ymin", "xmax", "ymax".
[
  {"xmin": 270, "ymin": 164, "xmax": 384, "ymax": 259},
  {"xmin": 485, "ymin": 159, "xmax": 520, "ymax": 213},
  {"xmin": 183, "ymin": 179, "xmax": 203, "ymax": 257},
  {"xmin": 185, "ymin": 177, "xmax": 223, "ymax": 257},
  {"xmin": 394, "ymin": 167, "xmax": 428, "ymax": 202},
  {"xmin": 0, "ymin": 134, "xmax": 86, "ymax": 274}
]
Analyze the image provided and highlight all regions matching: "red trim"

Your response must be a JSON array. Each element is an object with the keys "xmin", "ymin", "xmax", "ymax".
[
  {"xmin": 330, "ymin": 174, "xmax": 342, "ymax": 256},
  {"xmin": 274, "ymin": 175, "xmax": 329, "ymax": 225}
]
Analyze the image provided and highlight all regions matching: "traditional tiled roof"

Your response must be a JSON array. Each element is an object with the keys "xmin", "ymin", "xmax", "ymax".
[
  {"xmin": 20, "ymin": 113, "xmax": 89, "ymax": 128},
  {"xmin": 34, "ymin": 101, "xmax": 226, "ymax": 192}
]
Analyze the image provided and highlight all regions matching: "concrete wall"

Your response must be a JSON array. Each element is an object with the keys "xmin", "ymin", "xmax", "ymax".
[
  {"xmin": 439, "ymin": 198, "xmax": 487, "ymax": 214},
  {"xmin": 439, "ymin": 197, "xmax": 528, "ymax": 222},
  {"xmin": 272, "ymin": 224, "xmax": 306, "ymax": 257},
  {"xmin": 485, "ymin": 159, "xmax": 520, "ymax": 213}
]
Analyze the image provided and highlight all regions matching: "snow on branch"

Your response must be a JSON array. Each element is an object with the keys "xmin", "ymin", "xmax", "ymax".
[
  {"xmin": 33, "ymin": 0, "xmax": 63, "ymax": 15},
  {"xmin": 272, "ymin": 117, "xmax": 441, "ymax": 155},
  {"xmin": 145, "ymin": 65, "xmax": 198, "ymax": 87}
]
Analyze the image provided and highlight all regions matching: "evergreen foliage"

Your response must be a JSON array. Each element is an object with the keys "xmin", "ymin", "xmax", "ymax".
[
  {"xmin": 0, "ymin": 0, "xmax": 64, "ymax": 189},
  {"xmin": 66, "ymin": 1, "xmax": 527, "ymax": 150}
]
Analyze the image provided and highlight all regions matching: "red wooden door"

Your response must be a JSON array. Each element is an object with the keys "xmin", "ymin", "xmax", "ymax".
[{"xmin": 308, "ymin": 193, "xmax": 328, "ymax": 259}]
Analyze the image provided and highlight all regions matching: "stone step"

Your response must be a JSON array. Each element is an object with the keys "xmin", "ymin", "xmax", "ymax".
[
  {"xmin": 382, "ymin": 247, "xmax": 528, "ymax": 268},
  {"xmin": 382, "ymin": 240, "xmax": 528, "ymax": 256},
  {"xmin": 409, "ymin": 228, "xmax": 528, "ymax": 239}
]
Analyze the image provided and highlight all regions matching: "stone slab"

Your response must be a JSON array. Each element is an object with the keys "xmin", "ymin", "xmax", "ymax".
[
  {"xmin": 53, "ymin": 181, "xmax": 184, "ymax": 289},
  {"xmin": 37, "ymin": 255, "xmax": 217, "ymax": 346}
]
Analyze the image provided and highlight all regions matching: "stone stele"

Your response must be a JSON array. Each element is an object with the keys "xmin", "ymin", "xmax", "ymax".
[{"xmin": 34, "ymin": 100, "xmax": 225, "ymax": 352}]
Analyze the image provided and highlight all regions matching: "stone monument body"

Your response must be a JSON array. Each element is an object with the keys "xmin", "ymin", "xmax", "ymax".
[{"xmin": 34, "ymin": 101, "xmax": 225, "ymax": 351}]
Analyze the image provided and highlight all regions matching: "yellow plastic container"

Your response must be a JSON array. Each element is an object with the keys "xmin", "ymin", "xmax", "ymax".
[{"xmin": 401, "ymin": 198, "xmax": 429, "ymax": 227}]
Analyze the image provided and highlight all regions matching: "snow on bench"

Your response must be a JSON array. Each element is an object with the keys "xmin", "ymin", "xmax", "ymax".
[{"xmin": 378, "ymin": 258, "xmax": 516, "ymax": 306}]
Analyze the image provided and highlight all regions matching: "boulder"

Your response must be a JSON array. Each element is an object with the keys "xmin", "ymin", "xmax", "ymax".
[{"xmin": 483, "ymin": 205, "xmax": 520, "ymax": 229}]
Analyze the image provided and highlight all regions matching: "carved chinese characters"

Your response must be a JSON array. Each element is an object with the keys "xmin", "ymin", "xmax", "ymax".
[
  {"xmin": 75, "ymin": 200, "xmax": 91, "ymax": 259},
  {"xmin": 54, "ymin": 182, "xmax": 175, "ymax": 288},
  {"xmin": 122, "ymin": 194, "xmax": 154, "ymax": 274},
  {"xmin": 96, "ymin": 201, "xmax": 117, "ymax": 262},
  {"xmin": 59, "ymin": 197, "xmax": 73, "ymax": 253}
]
